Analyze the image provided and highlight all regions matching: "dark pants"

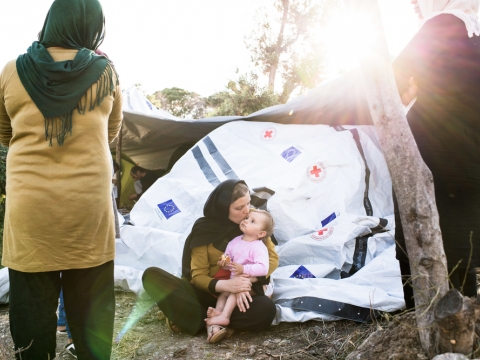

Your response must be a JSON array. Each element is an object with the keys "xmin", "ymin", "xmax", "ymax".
[
  {"xmin": 398, "ymin": 260, "xmax": 415, "ymax": 310},
  {"xmin": 399, "ymin": 258, "xmax": 477, "ymax": 310},
  {"xmin": 394, "ymin": 190, "xmax": 478, "ymax": 310},
  {"xmin": 9, "ymin": 261, "xmax": 115, "ymax": 360},
  {"xmin": 142, "ymin": 267, "xmax": 277, "ymax": 335}
]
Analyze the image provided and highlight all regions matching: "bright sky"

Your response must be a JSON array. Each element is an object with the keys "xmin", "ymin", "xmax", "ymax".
[{"xmin": 0, "ymin": 0, "xmax": 420, "ymax": 97}]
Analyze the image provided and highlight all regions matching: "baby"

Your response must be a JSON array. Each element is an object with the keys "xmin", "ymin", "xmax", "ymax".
[{"xmin": 205, "ymin": 208, "xmax": 274, "ymax": 328}]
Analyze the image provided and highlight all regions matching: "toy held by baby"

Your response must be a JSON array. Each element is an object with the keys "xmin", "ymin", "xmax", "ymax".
[{"xmin": 218, "ymin": 253, "xmax": 231, "ymax": 267}]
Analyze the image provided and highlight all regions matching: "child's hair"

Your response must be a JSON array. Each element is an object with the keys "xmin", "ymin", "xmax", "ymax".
[{"xmin": 249, "ymin": 208, "xmax": 274, "ymax": 242}]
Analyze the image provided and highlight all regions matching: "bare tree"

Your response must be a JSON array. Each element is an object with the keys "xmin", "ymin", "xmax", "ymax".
[
  {"xmin": 359, "ymin": 0, "xmax": 480, "ymax": 356},
  {"xmin": 246, "ymin": 0, "xmax": 334, "ymax": 101}
]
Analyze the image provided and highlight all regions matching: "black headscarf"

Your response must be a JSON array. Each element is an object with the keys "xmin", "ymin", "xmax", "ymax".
[
  {"xmin": 15, "ymin": 0, "xmax": 117, "ymax": 146},
  {"xmin": 181, "ymin": 180, "xmax": 247, "ymax": 280}
]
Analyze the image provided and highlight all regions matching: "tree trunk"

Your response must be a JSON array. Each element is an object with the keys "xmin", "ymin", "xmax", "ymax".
[
  {"xmin": 268, "ymin": 0, "xmax": 289, "ymax": 91},
  {"xmin": 360, "ymin": 53, "xmax": 449, "ymax": 357},
  {"xmin": 115, "ymin": 123, "xmax": 123, "ymax": 208},
  {"xmin": 278, "ymin": 76, "xmax": 296, "ymax": 103},
  {"xmin": 356, "ymin": 0, "xmax": 449, "ymax": 357},
  {"xmin": 476, "ymin": 295, "xmax": 480, "ymax": 339},
  {"xmin": 434, "ymin": 289, "xmax": 476, "ymax": 355}
]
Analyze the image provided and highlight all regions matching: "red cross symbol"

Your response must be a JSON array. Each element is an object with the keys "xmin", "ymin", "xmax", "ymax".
[
  {"xmin": 310, "ymin": 165, "xmax": 322, "ymax": 177},
  {"xmin": 264, "ymin": 130, "xmax": 273, "ymax": 138},
  {"xmin": 317, "ymin": 229, "xmax": 326, "ymax": 235}
]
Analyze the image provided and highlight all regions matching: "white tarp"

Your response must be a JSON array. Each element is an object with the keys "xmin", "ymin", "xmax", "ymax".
[
  {"xmin": 0, "ymin": 268, "xmax": 9, "ymax": 304},
  {"xmin": 118, "ymin": 86, "xmax": 242, "ymax": 171},
  {"xmin": 116, "ymin": 69, "xmax": 371, "ymax": 172},
  {"xmin": 114, "ymin": 120, "xmax": 405, "ymax": 322}
]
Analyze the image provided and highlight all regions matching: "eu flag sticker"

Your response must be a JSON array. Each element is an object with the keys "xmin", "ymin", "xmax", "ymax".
[
  {"xmin": 281, "ymin": 146, "xmax": 301, "ymax": 163},
  {"xmin": 290, "ymin": 265, "xmax": 316, "ymax": 279},
  {"xmin": 157, "ymin": 199, "xmax": 181, "ymax": 219}
]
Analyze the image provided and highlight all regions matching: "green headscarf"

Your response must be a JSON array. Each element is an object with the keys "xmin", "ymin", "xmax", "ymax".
[{"xmin": 16, "ymin": 0, "xmax": 118, "ymax": 146}]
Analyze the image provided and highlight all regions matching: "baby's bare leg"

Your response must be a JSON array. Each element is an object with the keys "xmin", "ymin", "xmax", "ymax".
[
  {"xmin": 206, "ymin": 291, "xmax": 229, "ymax": 319},
  {"xmin": 205, "ymin": 292, "xmax": 237, "ymax": 327},
  {"xmin": 215, "ymin": 292, "xmax": 229, "ymax": 312}
]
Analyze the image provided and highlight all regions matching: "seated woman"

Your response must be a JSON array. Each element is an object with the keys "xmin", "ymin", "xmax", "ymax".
[{"xmin": 142, "ymin": 179, "xmax": 279, "ymax": 343}]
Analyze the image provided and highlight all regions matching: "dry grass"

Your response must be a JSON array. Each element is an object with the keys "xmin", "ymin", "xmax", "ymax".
[
  {"xmin": 108, "ymin": 291, "xmax": 384, "ymax": 360},
  {"xmin": 0, "ymin": 269, "xmax": 476, "ymax": 360},
  {"xmin": 0, "ymin": 336, "xmax": 13, "ymax": 360},
  {"xmin": 260, "ymin": 320, "xmax": 379, "ymax": 359},
  {"xmin": 111, "ymin": 331, "xmax": 149, "ymax": 359}
]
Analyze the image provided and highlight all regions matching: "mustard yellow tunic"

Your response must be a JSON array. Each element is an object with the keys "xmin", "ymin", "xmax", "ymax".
[
  {"xmin": 190, "ymin": 238, "xmax": 279, "ymax": 294},
  {"xmin": 0, "ymin": 48, "xmax": 123, "ymax": 272}
]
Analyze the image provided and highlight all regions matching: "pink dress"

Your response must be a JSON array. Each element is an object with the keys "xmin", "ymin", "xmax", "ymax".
[{"xmin": 225, "ymin": 235, "xmax": 269, "ymax": 277}]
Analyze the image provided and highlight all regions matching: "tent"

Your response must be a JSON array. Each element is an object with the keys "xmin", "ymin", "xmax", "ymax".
[
  {"xmin": 0, "ymin": 71, "xmax": 404, "ymax": 325},
  {"xmin": 116, "ymin": 158, "xmax": 136, "ymax": 207},
  {"xmin": 116, "ymin": 68, "xmax": 371, "ymax": 172},
  {"xmin": 113, "ymin": 69, "xmax": 372, "ymax": 208},
  {"xmin": 114, "ymin": 120, "xmax": 403, "ymax": 323}
]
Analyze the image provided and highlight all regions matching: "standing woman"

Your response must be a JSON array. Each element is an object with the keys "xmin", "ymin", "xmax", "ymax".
[
  {"xmin": 392, "ymin": 0, "xmax": 480, "ymax": 308},
  {"xmin": 143, "ymin": 180, "xmax": 279, "ymax": 343},
  {"xmin": 0, "ymin": 0, "xmax": 123, "ymax": 358}
]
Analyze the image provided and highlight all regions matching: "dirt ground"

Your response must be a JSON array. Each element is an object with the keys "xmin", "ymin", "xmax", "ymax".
[
  {"xmin": 88, "ymin": 290, "xmax": 400, "ymax": 360},
  {"xmin": 105, "ymin": 291, "xmax": 380, "ymax": 360},
  {"xmin": 345, "ymin": 312, "xmax": 427, "ymax": 360},
  {"xmin": 0, "ymin": 290, "xmax": 425, "ymax": 360},
  {"xmin": 0, "ymin": 290, "xmax": 477, "ymax": 359}
]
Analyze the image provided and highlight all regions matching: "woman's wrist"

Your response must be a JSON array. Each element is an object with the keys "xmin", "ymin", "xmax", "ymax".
[
  {"xmin": 209, "ymin": 278, "xmax": 220, "ymax": 294},
  {"xmin": 214, "ymin": 279, "xmax": 226, "ymax": 293}
]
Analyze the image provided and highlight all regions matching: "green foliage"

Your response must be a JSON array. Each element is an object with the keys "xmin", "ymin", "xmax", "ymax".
[
  {"xmin": 141, "ymin": 1, "xmax": 340, "ymax": 119},
  {"xmin": 207, "ymin": 73, "xmax": 280, "ymax": 117},
  {"xmin": 0, "ymin": 145, "xmax": 6, "ymax": 196},
  {"xmin": 0, "ymin": 144, "xmax": 7, "ymax": 261},
  {"xmin": 246, "ymin": 0, "xmax": 338, "ymax": 101},
  {"xmin": 139, "ymin": 1, "xmax": 341, "ymax": 118},
  {"xmin": 148, "ymin": 87, "xmax": 208, "ymax": 119},
  {"xmin": 145, "ymin": 74, "xmax": 280, "ymax": 118},
  {"xmin": 278, "ymin": 40, "xmax": 327, "ymax": 103}
]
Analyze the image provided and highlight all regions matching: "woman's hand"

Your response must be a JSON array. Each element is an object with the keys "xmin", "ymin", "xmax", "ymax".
[
  {"xmin": 401, "ymin": 77, "xmax": 418, "ymax": 106},
  {"xmin": 411, "ymin": 0, "xmax": 423, "ymax": 19},
  {"xmin": 236, "ymin": 291, "xmax": 253, "ymax": 312},
  {"xmin": 216, "ymin": 275, "xmax": 251, "ymax": 293}
]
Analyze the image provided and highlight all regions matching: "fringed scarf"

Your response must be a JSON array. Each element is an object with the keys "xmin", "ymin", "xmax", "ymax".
[{"xmin": 15, "ymin": 0, "xmax": 118, "ymax": 146}]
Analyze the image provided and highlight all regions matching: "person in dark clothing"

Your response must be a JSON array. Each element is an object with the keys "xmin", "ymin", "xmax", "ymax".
[
  {"xmin": 392, "ymin": 0, "xmax": 480, "ymax": 308},
  {"xmin": 142, "ymin": 180, "xmax": 279, "ymax": 344},
  {"xmin": 128, "ymin": 165, "xmax": 159, "ymax": 200}
]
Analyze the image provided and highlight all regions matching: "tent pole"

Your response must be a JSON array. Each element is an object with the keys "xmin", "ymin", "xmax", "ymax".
[
  {"xmin": 354, "ymin": 0, "xmax": 448, "ymax": 357},
  {"xmin": 115, "ymin": 123, "xmax": 123, "ymax": 208}
]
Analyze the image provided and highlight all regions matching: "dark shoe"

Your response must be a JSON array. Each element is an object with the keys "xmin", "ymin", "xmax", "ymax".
[
  {"xmin": 165, "ymin": 317, "xmax": 182, "ymax": 333},
  {"xmin": 65, "ymin": 343, "xmax": 77, "ymax": 359}
]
